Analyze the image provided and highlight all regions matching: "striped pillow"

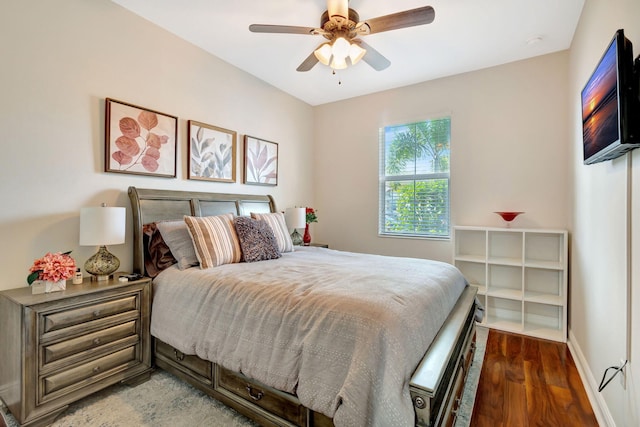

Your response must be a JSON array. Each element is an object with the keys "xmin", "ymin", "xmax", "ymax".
[
  {"xmin": 184, "ymin": 214, "xmax": 242, "ymax": 268},
  {"xmin": 250, "ymin": 212, "xmax": 294, "ymax": 253}
]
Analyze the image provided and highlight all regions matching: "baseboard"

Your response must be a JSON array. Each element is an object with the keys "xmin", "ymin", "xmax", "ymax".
[{"xmin": 567, "ymin": 328, "xmax": 615, "ymax": 427}]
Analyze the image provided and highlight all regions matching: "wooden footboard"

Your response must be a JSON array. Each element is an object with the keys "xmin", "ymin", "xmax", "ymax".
[
  {"xmin": 152, "ymin": 286, "xmax": 477, "ymax": 427},
  {"xmin": 410, "ymin": 286, "xmax": 477, "ymax": 427}
]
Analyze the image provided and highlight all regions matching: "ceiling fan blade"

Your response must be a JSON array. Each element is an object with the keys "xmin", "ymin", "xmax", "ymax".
[
  {"xmin": 355, "ymin": 40, "xmax": 390, "ymax": 71},
  {"xmin": 363, "ymin": 6, "xmax": 435, "ymax": 34},
  {"xmin": 249, "ymin": 24, "xmax": 317, "ymax": 35},
  {"xmin": 296, "ymin": 52, "xmax": 319, "ymax": 72}
]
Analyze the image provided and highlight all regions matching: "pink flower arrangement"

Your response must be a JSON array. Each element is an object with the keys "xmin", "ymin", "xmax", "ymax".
[{"xmin": 27, "ymin": 251, "xmax": 76, "ymax": 285}]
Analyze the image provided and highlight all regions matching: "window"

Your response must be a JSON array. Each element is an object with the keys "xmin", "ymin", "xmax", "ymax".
[{"xmin": 379, "ymin": 117, "xmax": 451, "ymax": 238}]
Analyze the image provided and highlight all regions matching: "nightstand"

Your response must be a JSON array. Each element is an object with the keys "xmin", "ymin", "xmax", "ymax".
[
  {"xmin": 0, "ymin": 275, "xmax": 152, "ymax": 427},
  {"xmin": 309, "ymin": 243, "xmax": 329, "ymax": 248}
]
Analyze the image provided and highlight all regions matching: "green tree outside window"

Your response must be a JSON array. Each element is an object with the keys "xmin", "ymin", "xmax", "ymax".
[{"xmin": 379, "ymin": 118, "xmax": 451, "ymax": 238}]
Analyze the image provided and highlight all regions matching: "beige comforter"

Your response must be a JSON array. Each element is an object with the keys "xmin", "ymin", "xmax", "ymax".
[{"xmin": 151, "ymin": 247, "xmax": 467, "ymax": 426}]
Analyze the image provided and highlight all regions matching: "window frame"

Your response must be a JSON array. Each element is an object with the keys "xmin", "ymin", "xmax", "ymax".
[{"xmin": 378, "ymin": 117, "xmax": 451, "ymax": 240}]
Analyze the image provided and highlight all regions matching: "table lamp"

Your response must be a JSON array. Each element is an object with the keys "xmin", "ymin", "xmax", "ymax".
[
  {"xmin": 80, "ymin": 204, "xmax": 126, "ymax": 281},
  {"xmin": 285, "ymin": 207, "xmax": 306, "ymax": 246}
]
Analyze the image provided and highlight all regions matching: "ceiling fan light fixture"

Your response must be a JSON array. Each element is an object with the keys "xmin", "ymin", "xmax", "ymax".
[
  {"xmin": 318, "ymin": 37, "xmax": 365, "ymax": 70},
  {"xmin": 348, "ymin": 43, "xmax": 366, "ymax": 65},
  {"xmin": 314, "ymin": 43, "xmax": 332, "ymax": 65},
  {"xmin": 250, "ymin": 4, "xmax": 436, "ymax": 73}
]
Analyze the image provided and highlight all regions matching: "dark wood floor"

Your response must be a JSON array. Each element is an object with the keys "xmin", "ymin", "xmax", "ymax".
[
  {"xmin": 0, "ymin": 329, "xmax": 599, "ymax": 427},
  {"xmin": 470, "ymin": 329, "xmax": 598, "ymax": 427}
]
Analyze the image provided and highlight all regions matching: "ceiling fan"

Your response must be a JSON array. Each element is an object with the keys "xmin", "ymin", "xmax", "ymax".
[{"xmin": 249, "ymin": 0, "xmax": 435, "ymax": 72}]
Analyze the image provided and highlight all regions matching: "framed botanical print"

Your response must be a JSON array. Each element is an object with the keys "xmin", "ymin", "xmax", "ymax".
[
  {"xmin": 243, "ymin": 135, "xmax": 278, "ymax": 186},
  {"xmin": 187, "ymin": 120, "xmax": 237, "ymax": 182},
  {"xmin": 105, "ymin": 98, "xmax": 177, "ymax": 177}
]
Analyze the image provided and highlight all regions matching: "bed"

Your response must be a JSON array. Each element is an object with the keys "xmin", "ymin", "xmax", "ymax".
[{"xmin": 128, "ymin": 186, "xmax": 478, "ymax": 427}]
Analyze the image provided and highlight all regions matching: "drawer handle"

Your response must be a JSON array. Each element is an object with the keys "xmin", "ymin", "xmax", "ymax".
[
  {"xmin": 93, "ymin": 310, "xmax": 101, "ymax": 317},
  {"xmin": 245, "ymin": 384, "xmax": 264, "ymax": 401},
  {"xmin": 451, "ymin": 397, "xmax": 462, "ymax": 416},
  {"xmin": 93, "ymin": 338, "xmax": 101, "ymax": 346},
  {"xmin": 413, "ymin": 396, "xmax": 426, "ymax": 409},
  {"xmin": 93, "ymin": 366, "xmax": 101, "ymax": 373},
  {"xmin": 462, "ymin": 345, "xmax": 476, "ymax": 374},
  {"xmin": 173, "ymin": 349, "xmax": 185, "ymax": 361}
]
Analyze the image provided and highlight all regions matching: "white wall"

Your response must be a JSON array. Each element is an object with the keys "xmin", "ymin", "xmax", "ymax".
[
  {"xmin": 313, "ymin": 52, "xmax": 569, "ymax": 262},
  {"xmin": 0, "ymin": 0, "xmax": 314, "ymax": 291},
  {"xmin": 4, "ymin": 0, "xmax": 639, "ymax": 424},
  {"xmin": 568, "ymin": 0, "xmax": 640, "ymax": 425}
]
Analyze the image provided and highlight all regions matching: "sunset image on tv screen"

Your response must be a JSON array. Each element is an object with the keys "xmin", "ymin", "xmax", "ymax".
[{"xmin": 582, "ymin": 40, "xmax": 619, "ymax": 159}]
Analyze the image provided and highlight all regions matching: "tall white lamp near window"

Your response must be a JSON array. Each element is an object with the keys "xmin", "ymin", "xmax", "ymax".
[
  {"xmin": 285, "ymin": 207, "xmax": 306, "ymax": 246},
  {"xmin": 80, "ymin": 204, "xmax": 126, "ymax": 281}
]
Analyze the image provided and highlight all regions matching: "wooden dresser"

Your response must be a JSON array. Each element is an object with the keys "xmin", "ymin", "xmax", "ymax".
[{"xmin": 0, "ymin": 276, "xmax": 152, "ymax": 427}]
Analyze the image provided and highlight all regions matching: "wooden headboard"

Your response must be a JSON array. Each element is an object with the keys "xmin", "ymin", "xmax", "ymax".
[{"xmin": 127, "ymin": 187, "xmax": 276, "ymax": 275}]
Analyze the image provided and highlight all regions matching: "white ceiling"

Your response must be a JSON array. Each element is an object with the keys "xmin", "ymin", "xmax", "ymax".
[{"xmin": 110, "ymin": 0, "xmax": 585, "ymax": 106}]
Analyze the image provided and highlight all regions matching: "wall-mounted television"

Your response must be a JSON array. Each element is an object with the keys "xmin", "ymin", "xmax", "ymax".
[{"xmin": 582, "ymin": 29, "xmax": 640, "ymax": 165}]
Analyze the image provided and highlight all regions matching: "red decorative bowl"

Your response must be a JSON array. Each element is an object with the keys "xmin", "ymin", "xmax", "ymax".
[{"xmin": 495, "ymin": 211, "xmax": 524, "ymax": 222}]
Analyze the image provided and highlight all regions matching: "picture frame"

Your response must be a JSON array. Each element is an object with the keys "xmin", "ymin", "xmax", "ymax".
[
  {"xmin": 187, "ymin": 120, "xmax": 237, "ymax": 182},
  {"xmin": 243, "ymin": 135, "xmax": 278, "ymax": 186},
  {"xmin": 105, "ymin": 98, "xmax": 177, "ymax": 178}
]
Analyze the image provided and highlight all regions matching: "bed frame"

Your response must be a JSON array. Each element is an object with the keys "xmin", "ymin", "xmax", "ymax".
[{"xmin": 128, "ymin": 186, "xmax": 477, "ymax": 427}]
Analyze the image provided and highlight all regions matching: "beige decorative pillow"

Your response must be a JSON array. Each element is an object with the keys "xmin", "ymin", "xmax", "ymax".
[
  {"xmin": 250, "ymin": 212, "xmax": 294, "ymax": 253},
  {"xmin": 184, "ymin": 214, "xmax": 242, "ymax": 268}
]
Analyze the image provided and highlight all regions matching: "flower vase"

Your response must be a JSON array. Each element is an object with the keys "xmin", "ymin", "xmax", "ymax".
[
  {"xmin": 303, "ymin": 223, "xmax": 311, "ymax": 246},
  {"xmin": 32, "ymin": 279, "xmax": 66, "ymax": 295}
]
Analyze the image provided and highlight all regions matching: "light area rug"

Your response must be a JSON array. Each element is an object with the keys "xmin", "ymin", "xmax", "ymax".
[
  {"xmin": 454, "ymin": 325, "xmax": 487, "ymax": 427},
  {"xmin": 2, "ymin": 326, "xmax": 487, "ymax": 427}
]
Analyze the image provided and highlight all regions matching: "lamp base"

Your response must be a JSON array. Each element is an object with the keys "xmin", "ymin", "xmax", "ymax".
[
  {"xmin": 84, "ymin": 245, "xmax": 120, "ymax": 282},
  {"xmin": 291, "ymin": 229, "xmax": 303, "ymax": 246}
]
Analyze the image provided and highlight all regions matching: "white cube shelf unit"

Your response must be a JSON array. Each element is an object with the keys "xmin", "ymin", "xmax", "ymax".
[{"xmin": 454, "ymin": 226, "xmax": 568, "ymax": 342}]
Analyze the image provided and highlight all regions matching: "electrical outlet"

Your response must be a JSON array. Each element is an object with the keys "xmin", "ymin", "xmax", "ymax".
[{"xmin": 619, "ymin": 358, "xmax": 627, "ymax": 389}]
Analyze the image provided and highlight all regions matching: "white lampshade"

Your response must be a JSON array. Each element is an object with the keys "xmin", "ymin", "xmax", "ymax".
[
  {"xmin": 285, "ymin": 207, "xmax": 306, "ymax": 229},
  {"xmin": 80, "ymin": 206, "xmax": 126, "ymax": 246},
  {"xmin": 331, "ymin": 55, "xmax": 348, "ymax": 70},
  {"xmin": 349, "ymin": 42, "xmax": 366, "ymax": 65},
  {"xmin": 314, "ymin": 43, "xmax": 332, "ymax": 66},
  {"xmin": 332, "ymin": 37, "xmax": 351, "ymax": 60}
]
